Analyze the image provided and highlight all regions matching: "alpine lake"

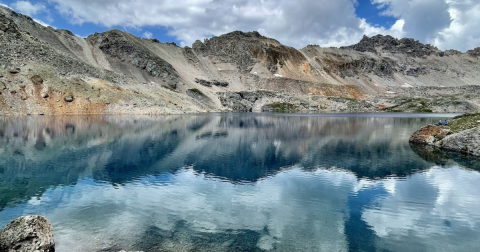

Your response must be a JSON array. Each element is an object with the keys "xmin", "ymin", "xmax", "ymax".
[{"xmin": 1, "ymin": 113, "xmax": 480, "ymax": 252}]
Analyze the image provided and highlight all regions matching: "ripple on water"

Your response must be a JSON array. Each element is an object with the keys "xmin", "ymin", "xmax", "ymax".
[{"xmin": 0, "ymin": 114, "xmax": 479, "ymax": 251}]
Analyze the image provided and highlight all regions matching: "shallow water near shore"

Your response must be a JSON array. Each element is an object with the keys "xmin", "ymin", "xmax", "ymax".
[{"xmin": 1, "ymin": 113, "xmax": 479, "ymax": 251}]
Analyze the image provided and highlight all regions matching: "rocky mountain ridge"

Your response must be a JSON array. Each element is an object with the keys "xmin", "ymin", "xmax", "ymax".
[{"xmin": 1, "ymin": 5, "xmax": 480, "ymax": 115}]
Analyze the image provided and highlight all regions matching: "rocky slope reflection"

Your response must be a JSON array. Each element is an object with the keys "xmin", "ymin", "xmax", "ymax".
[{"xmin": 0, "ymin": 114, "xmax": 446, "ymax": 210}]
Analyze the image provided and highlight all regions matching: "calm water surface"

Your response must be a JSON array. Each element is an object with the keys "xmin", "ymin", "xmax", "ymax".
[{"xmin": 1, "ymin": 113, "xmax": 479, "ymax": 252}]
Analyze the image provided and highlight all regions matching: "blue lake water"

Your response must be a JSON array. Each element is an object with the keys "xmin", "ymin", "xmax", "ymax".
[{"xmin": 1, "ymin": 113, "xmax": 480, "ymax": 251}]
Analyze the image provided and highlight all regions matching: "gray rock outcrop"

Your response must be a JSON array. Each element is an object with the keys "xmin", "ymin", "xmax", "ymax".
[
  {"xmin": 442, "ymin": 127, "xmax": 480, "ymax": 156},
  {"xmin": 193, "ymin": 31, "xmax": 306, "ymax": 74},
  {"xmin": 194, "ymin": 78, "xmax": 229, "ymax": 87},
  {"xmin": 467, "ymin": 47, "xmax": 480, "ymax": 58},
  {"xmin": 91, "ymin": 30, "xmax": 179, "ymax": 81},
  {"xmin": 0, "ymin": 215, "xmax": 55, "ymax": 252},
  {"xmin": 344, "ymin": 34, "xmax": 440, "ymax": 58}
]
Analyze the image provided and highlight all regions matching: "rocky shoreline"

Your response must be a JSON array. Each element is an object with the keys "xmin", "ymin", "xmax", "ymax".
[{"xmin": 409, "ymin": 113, "xmax": 480, "ymax": 156}]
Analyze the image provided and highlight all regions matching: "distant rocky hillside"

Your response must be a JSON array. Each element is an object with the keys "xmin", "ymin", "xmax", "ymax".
[{"xmin": 1, "ymin": 5, "xmax": 479, "ymax": 115}]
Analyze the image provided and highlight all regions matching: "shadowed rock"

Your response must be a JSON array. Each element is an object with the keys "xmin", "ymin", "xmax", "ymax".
[
  {"xmin": 195, "ymin": 78, "xmax": 229, "ymax": 87},
  {"xmin": 64, "ymin": 94, "xmax": 74, "ymax": 102},
  {"xmin": 0, "ymin": 215, "xmax": 55, "ymax": 252}
]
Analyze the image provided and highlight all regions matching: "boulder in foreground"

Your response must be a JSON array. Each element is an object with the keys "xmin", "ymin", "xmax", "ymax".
[{"xmin": 0, "ymin": 215, "xmax": 55, "ymax": 252}]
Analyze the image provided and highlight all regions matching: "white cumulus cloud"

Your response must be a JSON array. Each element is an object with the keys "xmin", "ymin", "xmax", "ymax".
[
  {"xmin": 12, "ymin": 0, "xmax": 46, "ymax": 16},
  {"xmin": 372, "ymin": 0, "xmax": 480, "ymax": 51},
  {"xmin": 33, "ymin": 18, "xmax": 54, "ymax": 28},
  {"xmin": 41, "ymin": 0, "xmax": 480, "ymax": 51},
  {"xmin": 433, "ymin": 0, "xmax": 480, "ymax": 51},
  {"xmin": 47, "ymin": 0, "xmax": 404, "ymax": 48},
  {"xmin": 0, "ymin": 3, "xmax": 13, "ymax": 10},
  {"xmin": 143, "ymin": 31, "xmax": 153, "ymax": 39}
]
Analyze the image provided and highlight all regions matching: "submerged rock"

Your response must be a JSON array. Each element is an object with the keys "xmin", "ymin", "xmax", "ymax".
[{"xmin": 0, "ymin": 215, "xmax": 55, "ymax": 252}]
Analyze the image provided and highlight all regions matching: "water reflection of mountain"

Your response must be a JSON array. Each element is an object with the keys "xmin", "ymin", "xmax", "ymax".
[{"xmin": 0, "ymin": 114, "xmax": 450, "ymax": 210}]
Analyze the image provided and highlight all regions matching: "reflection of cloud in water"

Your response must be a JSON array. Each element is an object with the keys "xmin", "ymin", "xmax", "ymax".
[
  {"xmin": 428, "ymin": 168, "xmax": 480, "ymax": 227},
  {"xmin": 5, "ymin": 166, "xmax": 478, "ymax": 251},
  {"xmin": 2, "ymin": 114, "xmax": 479, "ymax": 251},
  {"xmin": 362, "ymin": 167, "xmax": 480, "ymax": 252},
  {"xmin": 17, "ymin": 168, "xmax": 355, "ymax": 251}
]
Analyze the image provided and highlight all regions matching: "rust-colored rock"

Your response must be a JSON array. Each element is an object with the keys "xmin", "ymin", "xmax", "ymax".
[{"xmin": 409, "ymin": 124, "xmax": 450, "ymax": 145}]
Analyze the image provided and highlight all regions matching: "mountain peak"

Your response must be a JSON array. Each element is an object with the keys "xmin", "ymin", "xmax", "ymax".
[{"xmin": 343, "ymin": 34, "xmax": 441, "ymax": 57}]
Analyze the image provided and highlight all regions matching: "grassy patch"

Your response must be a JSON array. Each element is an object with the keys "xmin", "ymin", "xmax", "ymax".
[
  {"xmin": 384, "ymin": 97, "xmax": 432, "ymax": 112},
  {"xmin": 161, "ymin": 85, "xmax": 176, "ymax": 92},
  {"xmin": 188, "ymin": 88, "xmax": 204, "ymax": 96},
  {"xmin": 447, "ymin": 113, "xmax": 480, "ymax": 133},
  {"xmin": 262, "ymin": 102, "xmax": 297, "ymax": 112},
  {"xmin": 187, "ymin": 88, "xmax": 210, "ymax": 102},
  {"xmin": 327, "ymin": 97, "xmax": 357, "ymax": 103}
]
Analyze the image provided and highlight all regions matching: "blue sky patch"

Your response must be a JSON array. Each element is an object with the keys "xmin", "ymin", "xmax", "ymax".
[{"xmin": 355, "ymin": 0, "xmax": 397, "ymax": 28}]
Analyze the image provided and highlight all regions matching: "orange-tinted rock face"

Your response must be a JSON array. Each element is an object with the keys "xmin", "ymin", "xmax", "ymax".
[{"xmin": 409, "ymin": 124, "xmax": 450, "ymax": 145}]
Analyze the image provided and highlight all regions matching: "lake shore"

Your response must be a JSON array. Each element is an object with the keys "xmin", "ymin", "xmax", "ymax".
[{"xmin": 410, "ymin": 113, "xmax": 480, "ymax": 156}]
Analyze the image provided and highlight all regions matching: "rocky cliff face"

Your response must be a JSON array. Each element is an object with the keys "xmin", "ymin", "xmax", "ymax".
[
  {"xmin": 89, "ymin": 30, "xmax": 180, "ymax": 88},
  {"xmin": 1, "ymin": 5, "xmax": 480, "ymax": 115},
  {"xmin": 192, "ymin": 31, "xmax": 307, "ymax": 75}
]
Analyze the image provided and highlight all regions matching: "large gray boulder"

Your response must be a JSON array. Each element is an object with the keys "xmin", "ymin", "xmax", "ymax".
[
  {"xmin": 442, "ymin": 127, "xmax": 480, "ymax": 156},
  {"xmin": 0, "ymin": 215, "xmax": 55, "ymax": 252}
]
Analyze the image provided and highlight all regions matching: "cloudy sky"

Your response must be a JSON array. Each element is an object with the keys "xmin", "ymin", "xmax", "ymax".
[{"xmin": 0, "ymin": 0, "xmax": 479, "ymax": 51}]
